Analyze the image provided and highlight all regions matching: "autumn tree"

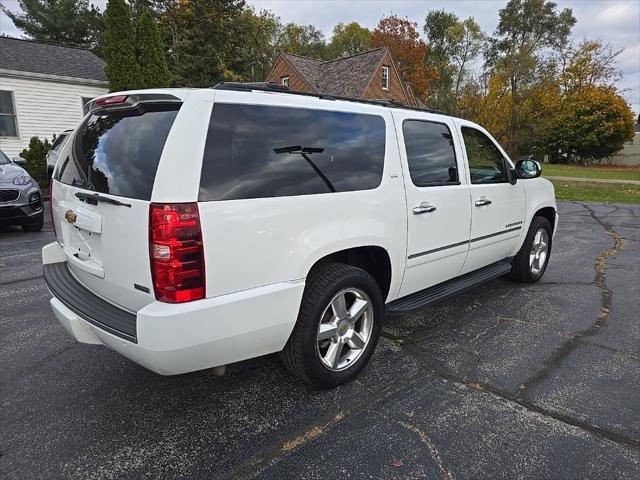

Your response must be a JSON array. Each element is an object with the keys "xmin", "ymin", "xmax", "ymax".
[
  {"xmin": 327, "ymin": 22, "xmax": 371, "ymax": 58},
  {"xmin": 488, "ymin": 0, "xmax": 576, "ymax": 158},
  {"xmin": 542, "ymin": 87, "xmax": 635, "ymax": 163},
  {"xmin": 136, "ymin": 9, "xmax": 171, "ymax": 88},
  {"xmin": 104, "ymin": 0, "xmax": 142, "ymax": 91},
  {"xmin": 371, "ymin": 15, "xmax": 437, "ymax": 100},
  {"xmin": 558, "ymin": 40, "xmax": 622, "ymax": 93}
]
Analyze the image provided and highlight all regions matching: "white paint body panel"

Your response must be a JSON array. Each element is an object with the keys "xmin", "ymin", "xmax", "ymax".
[{"xmin": 43, "ymin": 87, "xmax": 557, "ymax": 375}]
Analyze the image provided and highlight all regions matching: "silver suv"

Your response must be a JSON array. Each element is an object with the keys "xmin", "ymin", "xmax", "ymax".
[{"xmin": 0, "ymin": 148, "xmax": 44, "ymax": 231}]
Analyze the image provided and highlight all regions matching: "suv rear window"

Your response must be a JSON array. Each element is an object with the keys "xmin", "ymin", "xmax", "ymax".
[
  {"xmin": 58, "ymin": 107, "xmax": 179, "ymax": 200},
  {"xmin": 199, "ymin": 103, "xmax": 386, "ymax": 201}
]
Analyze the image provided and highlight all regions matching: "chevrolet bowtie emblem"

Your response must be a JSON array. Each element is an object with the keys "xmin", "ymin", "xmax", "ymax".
[{"xmin": 64, "ymin": 209, "xmax": 77, "ymax": 224}]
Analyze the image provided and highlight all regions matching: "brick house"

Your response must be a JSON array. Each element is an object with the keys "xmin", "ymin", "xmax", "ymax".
[{"xmin": 266, "ymin": 47, "xmax": 420, "ymax": 107}]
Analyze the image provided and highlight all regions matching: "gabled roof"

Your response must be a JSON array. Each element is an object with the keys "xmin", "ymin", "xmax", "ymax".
[
  {"xmin": 0, "ymin": 37, "xmax": 107, "ymax": 83},
  {"xmin": 278, "ymin": 48, "xmax": 392, "ymax": 99}
]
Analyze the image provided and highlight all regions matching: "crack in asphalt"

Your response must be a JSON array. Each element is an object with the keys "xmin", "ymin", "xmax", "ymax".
[
  {"xmin": 515, "ymin": 202, "xmax": 625, "ymax": 400},
  {"xmin": 397, "ymin": 420, "xmax": 454, "ymax": 480}
]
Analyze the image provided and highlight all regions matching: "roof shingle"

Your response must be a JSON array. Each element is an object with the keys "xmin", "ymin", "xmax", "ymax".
[
  {"xmin": 281, "ymin": 48, "xmax": 388, "ymax": 98},
  {"xmin": 0, "ymin": 37, "xmax": 107, "ymax": 82}
]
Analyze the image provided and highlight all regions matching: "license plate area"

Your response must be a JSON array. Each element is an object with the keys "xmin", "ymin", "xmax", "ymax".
[{"xmin": 59, "ymin": 200, "xmax": 105, "ymax": 277}]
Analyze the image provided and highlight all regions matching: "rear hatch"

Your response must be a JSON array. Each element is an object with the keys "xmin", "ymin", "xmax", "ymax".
[{"xmin": 51, "ymin": 94, "xmax": 182, "ymax": 312}]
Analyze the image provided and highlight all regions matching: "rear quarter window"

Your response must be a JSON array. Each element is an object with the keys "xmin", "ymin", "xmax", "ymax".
[
  {"xmin": 58, "ymin": 106, "xmax": 179, "ymax": 200},
  {"xmin": 198, "ymin": 103, "xmax": 386, "ymax": 201}
]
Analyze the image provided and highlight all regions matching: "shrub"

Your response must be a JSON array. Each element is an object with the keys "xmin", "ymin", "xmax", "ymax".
[{"xmin": 19, "ymin": 136, "xmax": 51, "ymax": 188}]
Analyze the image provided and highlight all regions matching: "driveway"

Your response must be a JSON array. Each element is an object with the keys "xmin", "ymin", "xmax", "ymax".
[{"xmin": 1, "ymin": 201, "xmax": 638, "ymax": 479}]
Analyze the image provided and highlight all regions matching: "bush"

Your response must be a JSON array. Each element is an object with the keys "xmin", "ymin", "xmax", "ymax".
[{"xmin": 20, "ymin": 136, "xmax": 51, "ymax": 189}]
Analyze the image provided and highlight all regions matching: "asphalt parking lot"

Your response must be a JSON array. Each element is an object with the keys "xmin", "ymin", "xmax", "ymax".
[{"xmin": 1, "ymin": 201, "xmax": 639, "ymax": 479}]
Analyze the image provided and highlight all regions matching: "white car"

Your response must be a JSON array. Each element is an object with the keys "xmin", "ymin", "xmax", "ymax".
[{"xmin": 42, "ymin": 83, "xmax": 557, "ymax": 388}]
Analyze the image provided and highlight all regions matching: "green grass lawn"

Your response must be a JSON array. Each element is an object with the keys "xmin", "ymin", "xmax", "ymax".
[
  {"xmin": 551, "ymin": 180, "xmax": 640, "ymax": 204},
  {"xmin": 542, "ymin": 163, "xmax": 640, "ymax": 181}
]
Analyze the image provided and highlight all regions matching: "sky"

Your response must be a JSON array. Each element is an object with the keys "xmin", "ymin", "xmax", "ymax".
[{"xmin": 1, "ymin": 0, "xmax": 638, "ymax": 114}]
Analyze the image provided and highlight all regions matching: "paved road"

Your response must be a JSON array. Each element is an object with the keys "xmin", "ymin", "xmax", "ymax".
[{"xmin": 1, "ymin": 202, "xmax": 639, "ymax": 479}]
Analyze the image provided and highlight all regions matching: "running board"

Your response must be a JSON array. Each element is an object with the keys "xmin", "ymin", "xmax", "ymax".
[{"xmin": 386, "ymin": 260, "xmax": 512, "ymax": 314}]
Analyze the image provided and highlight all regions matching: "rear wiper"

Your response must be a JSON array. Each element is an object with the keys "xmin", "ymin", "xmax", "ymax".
[
  {"xmin": 273, "ymin": 145, "xmax": 335, "ymax": 193},
  {"xmin": 75, "ymin": 192, "xmax": 131, "ymax": 207}
]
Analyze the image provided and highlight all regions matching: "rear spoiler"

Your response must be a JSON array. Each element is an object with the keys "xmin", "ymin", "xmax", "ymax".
[{"xmin": 87, "ymin": 93, "xmax": 182, "ymax": 116}]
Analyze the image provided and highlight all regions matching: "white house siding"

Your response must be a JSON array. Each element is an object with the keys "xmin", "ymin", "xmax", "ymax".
[{"xmin": 0, "ymin": 74, "xmax": 108, "ymax": 158}]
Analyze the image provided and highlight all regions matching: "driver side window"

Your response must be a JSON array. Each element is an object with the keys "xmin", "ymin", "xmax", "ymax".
[{"xmin": 461, "ymin": 127, "xmax": 508, "ymax": 184}]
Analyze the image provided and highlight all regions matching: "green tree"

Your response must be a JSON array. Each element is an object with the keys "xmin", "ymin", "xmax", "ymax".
[
  {"xmin": 489, "ymin": 0, "xmax": 576, "ymax": 158},
  {"xmin": 104, "ymin": 0, "xmax": 142, "ymax": 91},
  {"xmin": 20, "ymin": 136, "xmax": 52, "ymax": 188},
  {"xmin": 276, "ymin": 23, "xmax": 327, "ymax": 58},
  {"xmin": 171, "ymin": 0, "xmax": 246, "ymax": 87},
  {"xmin": 424, "ymin": 10, "xmax": 459, "ymax": 110},
  {"xmin": 136, "ymin": 9, "xmax": 171, "ymax": 88},
  {"xmin": 237, "ymin": 8, "xmax": 283, "ymax": 81},
  {"xmin": 327, "ymin": 22, "xmax": 371, "ymax": 58},
  {"xmin": 1, "ymin": 0, "xmax": 103, "ymax": 52},
  {"xmin": 542, "ymin": 87, "xmax": 635, "ymax": 163}
]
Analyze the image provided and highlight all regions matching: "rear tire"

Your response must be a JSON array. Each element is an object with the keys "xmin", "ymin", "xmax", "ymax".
[
  {"xmin": 509, "ymin": 216, "xmax": 552, "ymax": 283},
  {"xmin": 281, "ymin": 263, "xmax": 383, "ymax": 388}
]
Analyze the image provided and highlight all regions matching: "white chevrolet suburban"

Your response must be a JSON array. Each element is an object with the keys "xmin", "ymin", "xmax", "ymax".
[{"xmin": 42, "ymin": 83, "xmax": 557, "ymax": 388}]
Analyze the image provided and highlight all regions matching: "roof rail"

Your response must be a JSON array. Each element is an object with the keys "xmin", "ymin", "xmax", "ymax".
[{"xmin": 212, "ymin": 82, "xmax": 444, "ymax": 116}]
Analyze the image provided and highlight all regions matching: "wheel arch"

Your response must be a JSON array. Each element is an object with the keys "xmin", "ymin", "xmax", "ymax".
[{"xmin": 305, "ymin": 245, "xmax": 394, "ymax": 302}]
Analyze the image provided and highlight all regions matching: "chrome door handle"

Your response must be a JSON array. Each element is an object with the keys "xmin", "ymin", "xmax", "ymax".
[
  {"xmin": 413, "ymin": 203, "xmax": 437, "ymax": 215},
  {"xmin": 475, "ymin": 198, "xmax": 492, "ymax": 207}
]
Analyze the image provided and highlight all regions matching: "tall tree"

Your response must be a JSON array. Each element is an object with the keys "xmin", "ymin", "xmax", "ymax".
[
  {"xmin": 424, "ymin": 10, "xmax": 459, "ymax": 109},
  {"xmin": 370, "ymin": 15, "xmax": 437, "ymax": 100},
  {"xmin": 276, "ymin": 23, "xmax": 327, "ymax": 58},
  {"xmin": 171, "ymin": 0, "xmax": 246, "ymax": 87},
  {"xmin": 488, "ymin": 0, "xmax": 576, "ymax": 158},
  {"xmin": 558, "ymin": 40, "xmax": 622, "ymax": 93},
  {"xmin": 136, "ymin": 9, "xmax": 171, "ymax": 88},
  {"xmin": 327, "ymin": 22, "xmax": 371, "ymax": 58},
  {"xmin": 448, "ymin": 17, "xmax": 485, "ymax": 114},
  {"xmin": 237, "ymin": 8, "xmax": 283, "ymax": 81},
  {"xmin": 104, "ymin": 0, "xmax": 142, "ymax": 91},
  {"xmin": 1, "ymin": 0, "xmax": 103, "ymax": 52}
]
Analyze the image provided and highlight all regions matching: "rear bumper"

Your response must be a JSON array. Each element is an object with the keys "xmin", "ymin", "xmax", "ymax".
[{"xmin": 43, "ymin": 242, "xmax": 304, "ymax": 375}]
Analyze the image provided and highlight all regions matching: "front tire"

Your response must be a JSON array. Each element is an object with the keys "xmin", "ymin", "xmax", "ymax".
[
  {"xmin": 510, "ymin": 216, "xmax": 552, "ymax": 283},
  {"xmin": 281, "ymin": 263, "xmax": 383, "ymax": 388}
]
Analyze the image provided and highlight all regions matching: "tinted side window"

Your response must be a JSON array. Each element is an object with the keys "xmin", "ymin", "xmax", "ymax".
[
  {"xmin": 403, "ymin": 120, "xmax": 458, "ymax": 187},
  {"xmin": 461, "ymin": 127, "xmax": 507, "ymax": 184},
  {"xmin": 59, "ymin": 107, "xmax": 179, "ymax": 200},
  {"xmin": 199, "ymin": 104, "xmax": 386, "ymax": 201}
]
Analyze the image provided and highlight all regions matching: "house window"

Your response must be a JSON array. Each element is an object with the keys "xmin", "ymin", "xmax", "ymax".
[
  {"xmin": 0, "ymin": 90, "xmax": 18, "ymax": 137},
  {"xmin": 282, "ymin": 76, "xmax": 290, "ymax": 88},
  {"xmin": 382, "ymin": 66, "xmax": 390, "ymax": 90},
  {"xmin": 81, "ymin": 97, "xmax": 94, "ymax": 115}
]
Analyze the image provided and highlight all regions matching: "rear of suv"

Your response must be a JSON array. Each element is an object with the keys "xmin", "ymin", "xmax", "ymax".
[{"xmin": 43, "ymin": 84, "xmax": 557, "ymax": 388}]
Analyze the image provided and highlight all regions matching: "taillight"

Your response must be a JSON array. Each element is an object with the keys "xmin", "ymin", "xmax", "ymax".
[
  {"xmin": 149, "ymin": 203, "xmax": 205, "ymax": 303},
  {"xmin": 49, "ymin": 181, "xmax": 56, "ymax": 237}
]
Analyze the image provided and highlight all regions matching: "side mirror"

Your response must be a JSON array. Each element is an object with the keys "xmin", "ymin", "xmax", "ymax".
[
  {"xmin": 515, "ymin": 159, "xmax": 542, "ymax": 179},
  {"xmin": 12, "ymin": 156, "xmax": 27, "ymax": 166}
]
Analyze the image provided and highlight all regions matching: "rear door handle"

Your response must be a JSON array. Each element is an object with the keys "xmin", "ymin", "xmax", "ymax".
[
  {"xmin": 413, "ymin": 203, "xmax": 437, "ymax": 215},
  {"xmin": 475, "ymin": 198, "xmax": 492, "ymax": 207}
]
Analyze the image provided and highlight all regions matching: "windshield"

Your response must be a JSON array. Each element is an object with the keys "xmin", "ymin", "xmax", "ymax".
[{"xmin": 0, "ymin": 149, "xmax": 11, "ymax": 165}]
